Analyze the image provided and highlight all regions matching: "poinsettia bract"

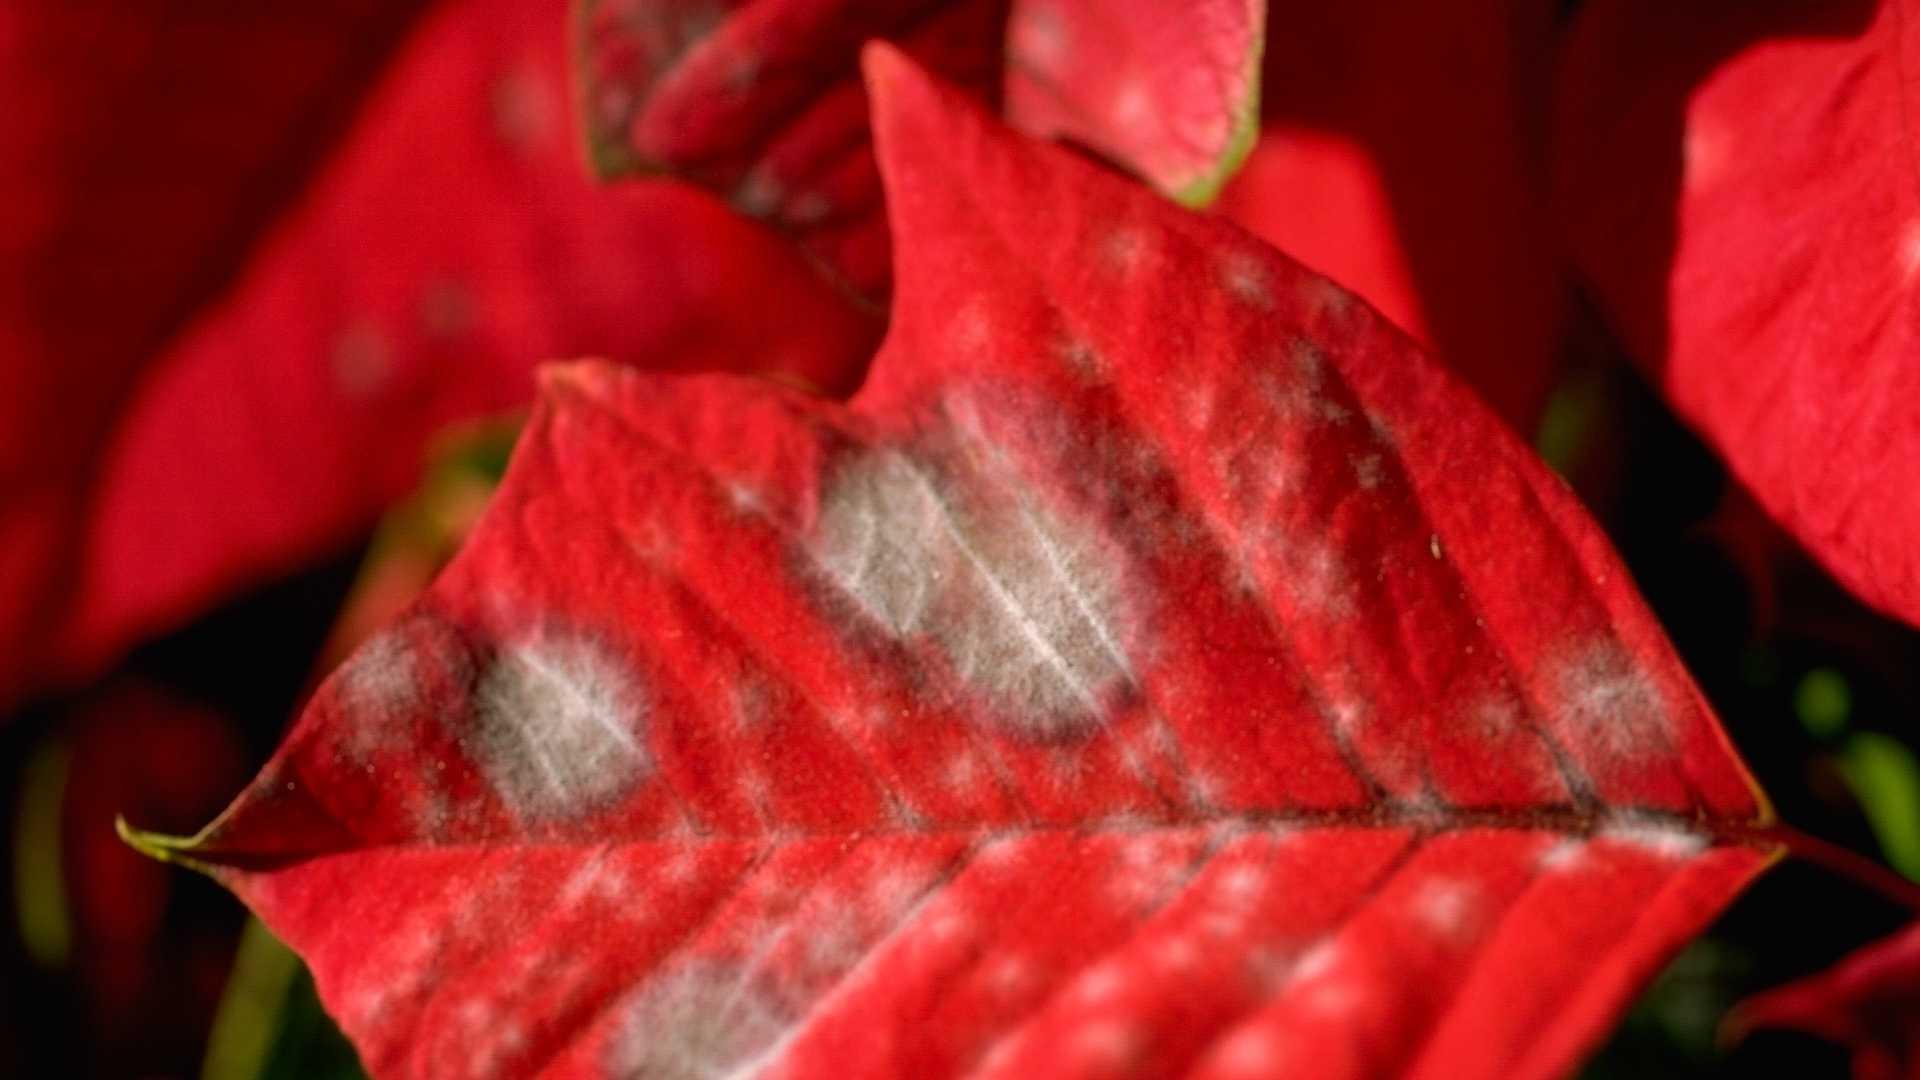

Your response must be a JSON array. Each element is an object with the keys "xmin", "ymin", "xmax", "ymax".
[{"xmin": 130, "ymin": 46, "xmax": 1780, "ymax": 1080}]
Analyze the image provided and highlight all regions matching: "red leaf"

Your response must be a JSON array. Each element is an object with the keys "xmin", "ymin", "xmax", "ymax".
[
  {"xmin": 1735, "ymin": 921, "xmax": 1920, "ymax": 1080},
  {"xmin": 575, "ymin": 0, "xmax": 1269, "ymax": 297},
  {"xmin": 0, "ymin": 0, "xmax": 430, "ymax": 704},
  {"xmin": 1215, "ymin": 0, "xmax": 1567, "ymax": 432},
  {"xmin": 1553, "ymin": 0, "xmax": 1920, "ymax": 626},
  {"xmin": 575, "ymin": 0, "xmax": 1013, "ymax": 298},
  {"xmin": 0, "ymin": 0, "xmax": 879, "ymax": 710},
  {"xmin": 144, "ymin": 49, "xmax": 1774, "ymax": 1078},
  {"xmin": 1003, "ymin": 0, "xmax": 1264, "ymax": 205}
]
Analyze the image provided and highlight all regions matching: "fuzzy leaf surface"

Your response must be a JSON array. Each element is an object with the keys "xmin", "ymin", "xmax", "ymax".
[
  {"xmin": 167, "ymin": 49, "xmax": 1775, "ymax": 1080},
  {"xmin": 0, "ymin": 0, "xmax": 878, "ymax": 709},
  {"xmin": 1553, "ymin": 0, "xmax": 1920, "ymax": 626}
]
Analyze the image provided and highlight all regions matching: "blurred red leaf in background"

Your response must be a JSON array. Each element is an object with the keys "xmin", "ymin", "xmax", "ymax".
[
  {"xmin": 1736, "ymin": 920, "xmax": 1920, "ymax": 1080},
  {"xmin": 1553, "ymin": 0, "xmax": 1920, "ymax": 628},
  {"xmin": 0, "ymin": 0, "xmax": 880, "ymax": 714}
]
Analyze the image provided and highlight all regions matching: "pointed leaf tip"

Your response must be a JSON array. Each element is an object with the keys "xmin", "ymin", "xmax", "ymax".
[
  {"xmin": 115, "ymin": 814, "xmax": 198, "ymax": 868},
  {"xmin": 861, "ymin": 40, "xmax": 967, "ymax": 166}
]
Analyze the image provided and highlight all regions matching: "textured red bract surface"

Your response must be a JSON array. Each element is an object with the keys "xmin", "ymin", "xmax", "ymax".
[
  {"xmin": 1216, "ymin": 0, "xmax": 1566, "ymax": 433},
  {"xmin": 151, "ymin": 48, "xmax": 1777, "ymax": 1080},
  {"xmin": 0, "ymin": 0, "xmax": 878, "ymax": 712},
  {"xmin": 1004, "ymin": 0, "xmax": 1263, "ymax": 205},
  {"xmin": 1554, "ymin": 0, "xmax": 1920, "ymax": 628},
  {"xmin": 1736, "ymin": 921, "xmax": 1920, "ymax": 1080}
]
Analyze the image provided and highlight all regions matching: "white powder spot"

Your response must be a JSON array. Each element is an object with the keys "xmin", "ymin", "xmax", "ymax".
[
  {"xmin": 1549, "ymin": 639, "xmax": 1672, "ymax": 760},
  {"xmin": 1897, "ymin": 218, "xmax": 1920, "ymax": 283},
  {"xmin": 1467, "ymin": 695, "xmax": 1523, "ymax": 741},
  {"xmin": 332, "ymin": 320, "xmax": 392, "ymax": 396},
  {"xmin": 1100, "ymin": 226, "xmax": 1149, "ymax": 273},
  {"xmin": 1410, "ymin": 876, "xmax": 1479, "ymax": 941},
  {"xmin": 941, "ymin": 750, "xmax": 981, "ymax": 792},
  {"xmin": 924, "ymin": 906, "xmax": 974, "ymax": 945},
  {"xmin": 725, "ymin": 480, "xmax": 767, "ymax": 517},
  {"xmin": 467, "ymin": 632, "xmax": 650, "ymax": 821},
  {"xmin": 1181, "ymin": 383, "xmax": 1219, "ymax": 432},
  {"xmin": 1351, "ymin": 453, "xmax": 1384, "ymax": 490},
  {"xmin": 1598, "ymin": 817, "xmax": 1709, "ymax": 860},
  {"xmin": 1218, "ymin": 863, "xmax": 1267, "ymax": 906},
  {"xmin": 1289, "ymin": 938, "xmax": 1340, "ymax": 984},
  {"xmin": 811, "ymin": 447, "xmax": 1135, "ymax": 741},
  {"xmin": 1053, "ymin": 335, "xmax": 1102, "ymax": 378},
  {"xmin": 1538, "ymin": 838, "xmax": 1588, "ymax": 872},
  {"xmin": 983, "ymin": 953, "xmax": 1037, "ymax": 997},
  {"xmin": 1273, "ymin": 533, "xmax": 1355, "ymax": 618},
  {"xmin": 1429, "ymin": 534, "xmax": 1442, "ymax": 560},
  {"xmin": 334, "ymin": 630, "xmax": 422, "ymax": 752},
  {"xmin": 1221, "ymin": 252, "xmax": 1275, "ymax": 310},
  {"xmin": 604, "ymin": 961, "xmax": 795, "ymax": 1080}
]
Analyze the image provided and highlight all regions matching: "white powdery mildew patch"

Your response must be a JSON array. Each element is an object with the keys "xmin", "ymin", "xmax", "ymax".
[
  {"xmin": 1537, "ymin": 837, "xmax": 1588, "ymax": 873},
  {"xmin": 811, "ymin": 447, "xmax": 1136, "ymax": 741},
  {"xmin": 1409, "ymin": 876, "xmax": 1481, "ymax": 943},
  {"xmin": 333, "ymin": 629, "xmax": 423, "ymax": 758},
  {"xmin": 1597, "ymin": 816, "xmax": 1709, "ymax": 861},
  {"xmin": 1272, "ymin": 532, "xmax": 1357, "ymax": 620},
  {"xmin": 466, "ymin": 632, "xmax": 651, "ymax": 821},
  {"xmin": 1220, "ymin": 251, "xmax": 1276, "ymax": 310},
  {"xmin": 604, "ymin": 960, "xmax": 796, "ymax": 1080},
  {"xmin": 1548, "ymin": 638, "xmax": 1673, "ymax": 763}
]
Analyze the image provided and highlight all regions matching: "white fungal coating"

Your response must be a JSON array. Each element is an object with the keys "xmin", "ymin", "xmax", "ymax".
[
  {"xmin": 1548, "ymin": 638, "xmax": 1673, "ymax": 763},
  {"xmin": 811, "ymin": 447, "xmax": 1135, "ymax": 741},
  {"xmin": 466, "ymin": 632, "xmax": 651, "ymax": 821},
  {"xmin": 334, "ymin": 629, "xmax": 423, "ymax": 757},
  {"xmin": 604, "ymin": 960, "xmax": 795, "ymax": 1080},
  {"xmin": 1410, "ymin": 876, "xmax": 1480, "ymax": 942},
  {"xmin": 1597, "ymin": 817, "xmax": 1709, "ymax": 860}
]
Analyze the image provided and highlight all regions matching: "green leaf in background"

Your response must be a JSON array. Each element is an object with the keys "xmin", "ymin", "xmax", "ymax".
[
  {"xmin": 1836, "ymin": 732, "xmax": 1920, "ymax": 883},
  {"xmin": 1795, "ymin": 667, "xmax": 1852, "ymax": 741},
  {"xmin": 202, "ymin": 918, "xmax": 366, "ymax": 1080},
  {"xmin": 11, "ymin": 737, "xmax": 71, "ymax": 969}
]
